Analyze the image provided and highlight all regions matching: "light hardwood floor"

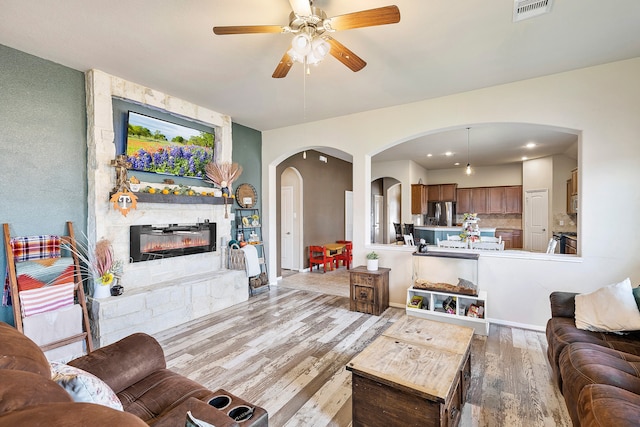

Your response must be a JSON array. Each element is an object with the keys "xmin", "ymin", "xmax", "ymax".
[{"xmin": 154, "ymin": 269, "xmax": 570, "ymax": 427}]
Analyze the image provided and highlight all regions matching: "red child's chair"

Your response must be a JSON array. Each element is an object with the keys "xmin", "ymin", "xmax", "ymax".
[
  {"xmin": 309, "ymin": 245, "xmax": 334, "ymax": 273},
  {"xmin": 333, "ymin": 240, "xmax": 353, "ymax": 269}
]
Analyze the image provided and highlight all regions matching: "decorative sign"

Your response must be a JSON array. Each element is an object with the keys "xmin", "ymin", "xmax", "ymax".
[
  {"xmin": 235, "ymin": 183, "xmax": 257, "ymax": 208},
  {"xmin": 110, "ymin": 190, "xmax": 138, "ymax": 217},
  {"xmin": 110, "ymin": 154, "xmax": 139, "ymax": 217}
]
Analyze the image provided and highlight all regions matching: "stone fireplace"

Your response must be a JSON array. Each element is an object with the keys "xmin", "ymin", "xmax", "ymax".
[{"xmin": 84, "ymin": 70, "xmax": 246, "ymax": 347}]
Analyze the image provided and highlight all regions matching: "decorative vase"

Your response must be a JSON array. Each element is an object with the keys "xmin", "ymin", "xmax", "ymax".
[
  {"xmin": 367, "ymin": 259, "xmax": 379, "ymax": 271},
  {"xmin": 93, "ymin": 284, "xmax": 111, "ymax": 299}
]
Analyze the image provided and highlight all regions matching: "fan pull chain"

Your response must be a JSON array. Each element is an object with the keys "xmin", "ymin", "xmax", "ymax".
[{"xmin": 303, "ymin": 57, "xmax": 307, "ymax": 122}]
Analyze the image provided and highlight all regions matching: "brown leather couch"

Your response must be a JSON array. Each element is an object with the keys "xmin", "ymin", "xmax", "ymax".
[
  {"xmin": 0, "ymin": 322, "xmax": 267, "ymax": 426},
  {"xmin": 546, "ymin": 292, "xmax": 640, "ymax": 426}
]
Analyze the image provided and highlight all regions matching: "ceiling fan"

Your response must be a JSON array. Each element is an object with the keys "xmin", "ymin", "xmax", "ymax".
[{"xmin": 212, "ymin": 0, "xmax": 400, "ymax": 78}]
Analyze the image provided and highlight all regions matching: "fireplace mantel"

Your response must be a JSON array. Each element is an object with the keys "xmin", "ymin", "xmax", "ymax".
[{"xmin": 109, "ymin": 192, "xmax": 230, "ymax": 205}]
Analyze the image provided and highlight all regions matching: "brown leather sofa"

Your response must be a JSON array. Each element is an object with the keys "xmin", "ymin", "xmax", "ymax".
[
  {"xmin": 546, "ymin": 292, "xmax": 640, "ymax": 426},
  {"xmin": 0, "ymin": 322, "xmax": 268, "ymax": 426}
]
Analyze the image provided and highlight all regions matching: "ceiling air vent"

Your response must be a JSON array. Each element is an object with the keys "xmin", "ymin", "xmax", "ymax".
[{"xmin": 513, "ymin": 0, "xmax": 554, "ymax": 22}]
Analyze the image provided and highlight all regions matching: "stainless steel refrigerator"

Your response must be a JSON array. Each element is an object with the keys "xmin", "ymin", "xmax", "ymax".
[{"xmin": 427, "ymin": 201, "xmax": 456, "ymax": 226}]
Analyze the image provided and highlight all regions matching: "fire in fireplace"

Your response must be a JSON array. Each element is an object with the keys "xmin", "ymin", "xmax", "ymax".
[{"xmin": 130, "ymin": 221, "xmax": 216, "ymax": 263}]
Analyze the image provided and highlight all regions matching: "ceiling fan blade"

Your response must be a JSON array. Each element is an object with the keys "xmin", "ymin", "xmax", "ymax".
[
  {"xmin": 213, "ymin": 25, "xmax": 285, "ymax": 35},
  {"xmin": 326, "ymin": 37, "xmax": 366, "ymax": 72},
  {"xmin": 289, "ymin": 0, "xmax": 312, "ymax": 17},
  {"xmin": 327, "ymin": 5, "xmax": 400, "ymax": 31},
  {"xmin": 272, "ymin": 51, "xmax": 294, "ymax": 78}
]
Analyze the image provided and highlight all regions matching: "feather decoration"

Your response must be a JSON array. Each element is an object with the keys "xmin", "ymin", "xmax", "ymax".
[
  {"xmin": 94, "ymin": 239, "xmax": 113, "ymax": 277},
  {"xmin": 205, "ymin": 162, "xmax": 243, "ymax": 191}
]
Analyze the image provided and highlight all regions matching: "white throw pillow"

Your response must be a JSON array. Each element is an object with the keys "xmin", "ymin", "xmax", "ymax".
[
  {"xmin": 50, "ymin": 361, "xmax": 123, "ymax": 411},
  {"xmin": 575, "ymin": 278, "xmax": 640, "ymax": 332}
]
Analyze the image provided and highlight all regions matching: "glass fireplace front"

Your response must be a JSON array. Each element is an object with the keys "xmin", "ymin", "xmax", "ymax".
[{"xmin": 130, "ymin": 221, "xmax": 216, "ymax": 263}]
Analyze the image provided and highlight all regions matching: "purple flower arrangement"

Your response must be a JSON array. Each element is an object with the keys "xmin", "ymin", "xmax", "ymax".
[{"xmin": 128, "ymin": 145, "xmax": 212, "ymax": 178}]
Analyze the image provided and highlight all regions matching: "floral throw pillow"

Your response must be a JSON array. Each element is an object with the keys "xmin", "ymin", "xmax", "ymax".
[{"xmin": 50, "ymin": 361, "xmax": 123, "ymax": 411}]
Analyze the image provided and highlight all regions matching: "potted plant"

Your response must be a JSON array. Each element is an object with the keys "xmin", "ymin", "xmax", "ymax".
[{"xmin": 366, "ymin": 251, "xmax": 379, "ymax": 271}]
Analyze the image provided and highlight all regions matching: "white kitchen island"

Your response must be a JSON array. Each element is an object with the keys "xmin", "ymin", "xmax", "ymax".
[{"xmin": 414, "ymin": 226, "xmax": 496, "ymax": 245}]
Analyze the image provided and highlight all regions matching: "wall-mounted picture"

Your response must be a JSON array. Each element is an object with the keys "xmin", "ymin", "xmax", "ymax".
[{"xmin": 125, "ymin": 111, "xmax": 215, "ymax": 179}]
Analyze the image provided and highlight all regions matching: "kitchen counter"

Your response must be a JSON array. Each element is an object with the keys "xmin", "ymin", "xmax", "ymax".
[
  {"xmin": 414, "ymin": 226, "xmax": 496, "ymax": 245},
  {"xmin": 415, "ymin": 226, "xmax": 497, "ymax": 233}
]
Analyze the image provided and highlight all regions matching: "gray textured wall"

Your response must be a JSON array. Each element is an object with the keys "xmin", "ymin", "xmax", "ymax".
[{"xmin": 0, "ymin": 44, "xmax": 87, "ymax": 324}]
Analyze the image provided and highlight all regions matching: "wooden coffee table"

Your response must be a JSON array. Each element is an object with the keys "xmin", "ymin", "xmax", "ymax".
[{"xmin": 346, "ymin": 316, "xmax": 473, "ymax": 427}]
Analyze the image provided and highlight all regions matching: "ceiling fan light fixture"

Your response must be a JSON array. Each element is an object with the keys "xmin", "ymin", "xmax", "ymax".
[
  {"xmin": 311, "ymin": 37, "xmax": 330, "ymax": 59},
  {"xmin": 292, "ymin": 33, "xmax": 312, "ymax": 56},
  {"xmin": 287, "ymin": 47, "xmax": 305, "ymax": 63}
]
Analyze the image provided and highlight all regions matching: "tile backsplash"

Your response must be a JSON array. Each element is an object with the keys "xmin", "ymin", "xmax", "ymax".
[{"xmin": 456, "ymin": 214, "xmax": 523, "ymax": 229}]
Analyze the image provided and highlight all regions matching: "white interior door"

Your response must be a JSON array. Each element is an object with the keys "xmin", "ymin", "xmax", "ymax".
[
  {"xmin": 387, "ymin": 183, "xmax": 401, "ymax": 244},
  {"xmin": 525, "ymin": 189, "xmax": 549, "ymax": 252},
  {"xmin": 345, "ymin": 191, "xmax": 353, "ymax": 241},
  {"xmin": 373, "ymin": 195, "xmax": 384, "ymax": 244},
  {"xmin": 281, "ymin": 186, "xmax": 294, "ymax": 269}
]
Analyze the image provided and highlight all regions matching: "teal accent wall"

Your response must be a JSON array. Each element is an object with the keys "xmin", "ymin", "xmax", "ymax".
[
  {"xmin": 231, "ymin": 123, "xmax": 262, "ymax": 236},
  {"xmin": 0, "ymin": 44, "xmax": 87, "ymax": 325}
]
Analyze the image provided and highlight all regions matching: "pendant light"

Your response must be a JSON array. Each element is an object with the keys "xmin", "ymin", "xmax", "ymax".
[{"xmin": 466, "ymin": 127, "xmax": 472, "ymax": 176}]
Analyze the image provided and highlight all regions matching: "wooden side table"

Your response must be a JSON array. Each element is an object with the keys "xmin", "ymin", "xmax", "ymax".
[{"xmin": 349, "ymin": 266, "xmax": 390, "ymax": 316}]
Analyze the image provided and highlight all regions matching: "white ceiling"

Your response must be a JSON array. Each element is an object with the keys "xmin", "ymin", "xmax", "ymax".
[{"xmin": 1, "ymin": 0, "xmax": 638, "ymax": 167}]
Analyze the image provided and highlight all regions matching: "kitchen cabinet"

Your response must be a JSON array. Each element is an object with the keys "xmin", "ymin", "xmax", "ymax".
[
  {"xmin": 441, "ymin": 184, "xmax": 457, "ymax": 202},
  {"xmin": 456, "ymin": 187, "xmax": 486, "ymax": 214},
  {"xmin": 428, "ymin": 184, "xmax": 458, "ymax": 202},
  {"xmin": 571, "ymin": 168, "xmax": 578, "ymax": 196},
  {"xmin": 504, "ymin": 186, "xmax": 522, "ymax": 214},
  {"xmin": 487, "ymin": 187, "xmax": 505, "ymax": 214},
  {"xmin": 457, "ymin": 188, "xmax": 472, "ymax": 213},
  {"xmin": 496, "ymin": 229, "xmax": 513, "ymax": 249},
  {"xmin": 411, "ymin": 184, "xmax": 428, "ymax": 215},
  {"xmin": 471, "ymin": 188, "xmax": 488, "ymax": 213},
  {"xmin": 495, "ymin": 228, "xmax": 523, "ymax": 249},
  {"xmin": 565, "ymin": 236, "xmax": 577, "ymax": 254},
  {"xmin": 512, "ymin": 229, "xmax": 522, "ymax": 248},
  {"xmin": 456, "ymin": 186, "xmax": 520, "ymax": 214}
]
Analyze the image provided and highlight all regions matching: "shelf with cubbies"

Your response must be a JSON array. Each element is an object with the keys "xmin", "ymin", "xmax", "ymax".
[{"xmin": 408, "ymin": 251, "xmax": 489, "ymax": 335}]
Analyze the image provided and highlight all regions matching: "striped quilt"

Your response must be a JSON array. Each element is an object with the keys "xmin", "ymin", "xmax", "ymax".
[{"xmin": 3, "ymin": 235, "xmax": 76, "ymax": 316}]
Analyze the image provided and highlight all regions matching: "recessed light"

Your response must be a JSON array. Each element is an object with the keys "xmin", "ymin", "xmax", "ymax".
[
  {"xmin": 445, "ymin": 151, "xmax": 453, "ymax": 156},
  {"xmin": 427, "ymin": 153, "xmax": 433, "ymax": 157},
  {"xmin": 526, "ymin": 142, "xmax": 536, "ymax": 149},
  {"xmin": 521, "ymin": 156, "xmax": 528, "ymax": 161},
  {"xmin": 454, "ymin": 162, "xmax": 460, "ymax": 166}
]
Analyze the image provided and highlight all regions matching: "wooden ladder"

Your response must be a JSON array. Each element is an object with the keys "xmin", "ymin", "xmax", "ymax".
[{"xmin": 3, "ymin": 221, "xmax": 93, "ymax": 353}]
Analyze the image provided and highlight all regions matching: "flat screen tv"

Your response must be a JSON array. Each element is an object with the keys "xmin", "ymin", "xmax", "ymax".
[{"xmin": 125, "ymin": 111, "xmax": 215, "ymax": 179}]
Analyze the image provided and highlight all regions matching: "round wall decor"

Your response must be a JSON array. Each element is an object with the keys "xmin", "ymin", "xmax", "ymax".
[{"xmin": 235, "ymin": 183, "xmax": 257, "ymax": 208}]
